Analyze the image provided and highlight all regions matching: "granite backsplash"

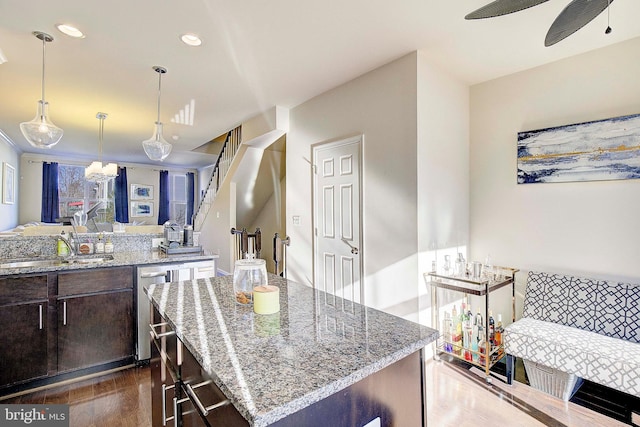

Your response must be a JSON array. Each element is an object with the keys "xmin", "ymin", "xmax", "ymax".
[{"xmin": 0, "ymin": 233, "xmax": 162, "ymax": 259}]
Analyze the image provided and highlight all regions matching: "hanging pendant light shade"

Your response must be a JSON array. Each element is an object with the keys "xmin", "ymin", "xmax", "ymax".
[
  {"xmin": 142, "ymin": 66, "xmax": 172, "ymax": 161},
  {"xmin": 85, "ymin": 112, "xmax": 118, "ymax": 182},
  {"xmin": 20, "ymin": 31, "xmax": 63, "ymax": 148}
]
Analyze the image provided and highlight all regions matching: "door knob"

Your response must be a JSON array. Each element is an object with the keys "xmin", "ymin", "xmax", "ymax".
[{"xmin": 341, "ymin": 238, "xmax": 359, "ymax": 255}]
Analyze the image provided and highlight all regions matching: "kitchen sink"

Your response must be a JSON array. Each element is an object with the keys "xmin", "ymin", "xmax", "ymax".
[
  {"xmin": 0, "ymin": 254, "xmax": 115, "ymax": 269},
  {"xmin": 0, "ymin": 258, "xmax": 63, "ymax": 269},
  {"xmin": 62, "ymin": 254, "xmax": 115, "ymax": 264}
]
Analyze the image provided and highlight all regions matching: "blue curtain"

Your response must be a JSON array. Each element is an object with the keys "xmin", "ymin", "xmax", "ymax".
[
  {"xmin": 158, "ymin": 170, "xmax": 170, "ymax": 225},
  {"xmin": 41, "ymin": 162, "xmax": 59, "ymax": 223},
  {"xmin": 114, "ymin": 166, "xmax": 129, "ymax": 223},
  {"xmin": 186, "ymin": 172, "xmax": 195, "ymax": 225}
]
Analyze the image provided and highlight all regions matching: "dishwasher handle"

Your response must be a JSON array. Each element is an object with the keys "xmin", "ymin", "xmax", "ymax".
[{"xmin": 140, "ymin": 270, "xmax": 170, "ymax": 280}]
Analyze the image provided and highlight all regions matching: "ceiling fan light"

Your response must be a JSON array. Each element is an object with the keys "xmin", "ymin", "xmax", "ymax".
[
  {"xmin": 20, "ymin": 100, "xmax": 63, "ymax": 148},
  {"xmin": 142, "ymin": 122, "xmax": 172, "ymax": 161}
]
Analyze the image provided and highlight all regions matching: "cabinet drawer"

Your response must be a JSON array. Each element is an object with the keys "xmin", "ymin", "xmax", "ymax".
[
  {"xmin": 58, "ymin": 266, "xmax": 133, "ymax": 296},
  {"xmin": 0, "ymin": 275, "xmax": 48, "ymax": 305},
  {"xmin": 181, "ymin": 344, "xmax": 248, "ymax": 426}
]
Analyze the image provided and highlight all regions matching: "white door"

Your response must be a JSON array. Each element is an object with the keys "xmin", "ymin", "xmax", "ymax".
[{"xmin": 313, "ymin": 136, "xmax": 363, "ymax": 309}]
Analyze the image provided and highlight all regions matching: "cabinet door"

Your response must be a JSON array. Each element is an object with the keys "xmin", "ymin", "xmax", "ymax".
[
  {"xmin": 57, "ymin": 290, "xmax": 134, "ymax": 372},
  {"xmin": 0, "ymin": 302, "xmax": 48, "ymax": 387},
  {"xmin": 0, "ymin": 274, "xmax": 49, "ymax": 388}
]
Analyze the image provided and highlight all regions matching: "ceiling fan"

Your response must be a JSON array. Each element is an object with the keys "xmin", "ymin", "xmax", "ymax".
[{"xmin": 465, "ymin": 0, "xmax": 614, "ymax": 47}]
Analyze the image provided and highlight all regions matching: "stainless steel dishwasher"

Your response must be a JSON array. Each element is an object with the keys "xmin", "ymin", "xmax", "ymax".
[
  {"xmin": 136, "ymin": 260, "xmax": 217, "ymax": 362},
  {"xmin": 136, "ymin": 263, "xmax": 188, "ymax": 361}
]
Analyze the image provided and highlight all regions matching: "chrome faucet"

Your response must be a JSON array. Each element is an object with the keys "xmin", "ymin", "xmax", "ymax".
[{"xmin": 59, "ymin": 233, "xmax": 76, "ymax": 256}]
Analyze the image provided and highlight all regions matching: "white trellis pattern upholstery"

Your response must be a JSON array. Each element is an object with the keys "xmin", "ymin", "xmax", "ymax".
[{"xmin": 505, "ymin": 271, "xmax": 640, "ymax": 397}]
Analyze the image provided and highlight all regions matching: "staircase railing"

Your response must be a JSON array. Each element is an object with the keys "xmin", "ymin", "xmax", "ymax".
[{"xmin": 193, "ymin": 126, "xmax": 242, "ymax": 231}]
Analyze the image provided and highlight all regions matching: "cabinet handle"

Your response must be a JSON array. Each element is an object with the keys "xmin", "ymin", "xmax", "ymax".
[
  {"xmin": 173, "ymin": 396, "xmax": 179, "ymax": 427},
  {"xmin": 63, "ymin": 301, "xmax": 67, "ymax": 326},
  {"xmin": 150, "ymin": 322, "xmax": 176, "ymax": 340},
  {"xmin": 185, "ymin": 381, "xmax": 230, "ymax": 417},
  {"xmin": 162, "ymin": 383, "xmax": 175, "ymax": 426},
  {"xmin": 39, "ymin": 304, "xmax": 43, "ymax": 330}
]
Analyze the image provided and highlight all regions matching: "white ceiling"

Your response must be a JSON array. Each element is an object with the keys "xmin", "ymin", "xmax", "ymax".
[{"xmin": 1, "ymin": 0, "xmax": 639, "ymax": 169}]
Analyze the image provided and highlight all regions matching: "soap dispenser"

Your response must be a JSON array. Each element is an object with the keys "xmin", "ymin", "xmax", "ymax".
[{"xmin": 57, "ymin": 231, "xmax": 69, "ymax": 256}]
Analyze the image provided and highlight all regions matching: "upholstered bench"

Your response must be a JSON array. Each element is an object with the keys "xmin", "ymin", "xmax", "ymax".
[{"xmin": 504, "ymin": 271, "xmax": 640, "ymax": 400}]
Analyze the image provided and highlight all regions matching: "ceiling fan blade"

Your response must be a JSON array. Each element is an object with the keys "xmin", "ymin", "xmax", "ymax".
[
  {"xmin": 545, "ymin": 0, "xmax": 614, "ymax": 46},
  {"xmin": 465, "ymin": 0, "xmax": 550, "ymax": 20}
]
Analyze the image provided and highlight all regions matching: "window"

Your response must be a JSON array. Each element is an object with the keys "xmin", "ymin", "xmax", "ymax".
[
  {"xmin": 169, "ymin": 172, "xmax": 187, "ymax": 225},
  {"xmin": 58, "ymin": 164, "xmax": 115, "ymax": 223}
]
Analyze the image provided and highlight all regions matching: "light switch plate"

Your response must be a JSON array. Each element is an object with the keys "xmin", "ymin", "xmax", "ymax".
[{"xmin": 292, "ymin": 215, "xmax": 300, "ymax": 226}]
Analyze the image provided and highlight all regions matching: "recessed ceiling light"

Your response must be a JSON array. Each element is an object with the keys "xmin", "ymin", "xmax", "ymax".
[
  {"xmin": 56, "ymin": 24, "xmax": 85, "ymax": 39},
  {"xmin": 180, "ymin": 33, "xmax": 202, "ymax": 47}
]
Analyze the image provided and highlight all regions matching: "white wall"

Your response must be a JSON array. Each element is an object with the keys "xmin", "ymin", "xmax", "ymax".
[
  {"xmin": 287, "ymin": 53, "xmax": 418, "ymax": 316},
  {"xmin": 416, "ymin": 52, "xmax": 470, "ymax": 324},
  {"xmin": 470, "ymin": 37, "xmax": 640, "ymax": 320},
  {"xmin": 0, "ymin": 135, "xmax": 20, "ymax": 231},
  {"xmin": 287, "ymin": 52, "xmax": 469, "ymax": 322}
]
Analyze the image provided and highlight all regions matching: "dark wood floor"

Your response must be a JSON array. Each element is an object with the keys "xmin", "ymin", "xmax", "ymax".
[
  {"xmin": 1, "ymin": 366, "xmax": 152, "ymax": 427},
  {"xmin": 2, "ymin": 361, "xmax": 635, "ymax": 426}
]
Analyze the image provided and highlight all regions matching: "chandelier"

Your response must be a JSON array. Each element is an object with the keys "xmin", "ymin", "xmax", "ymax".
[
  {"xmin": 142, "ymin": 66, "xmax": 172, "ymax": 161},
  {"xmin": 20, "ymin": 31, "xmax": 63, "ymax": 148},
  {"xmin": 85, "ymin": 112, "xmax": 118, "ymax": 182}
]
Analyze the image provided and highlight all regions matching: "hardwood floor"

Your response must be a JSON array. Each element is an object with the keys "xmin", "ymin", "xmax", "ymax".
[
  {"xmin": 1, "ymin": 366, "xmax": 152, "ymax": 427},
  {"xmin": 1, "ymin": 360, "xmax": 632, "ymax": 426}
]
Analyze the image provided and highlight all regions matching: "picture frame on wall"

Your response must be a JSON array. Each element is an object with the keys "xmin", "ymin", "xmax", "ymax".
[
  {"xmin": 2, "ymin": 162, "xmax": 15, "ymax": 205},
  {"xmin": 131, "ymin": 201, "xmax": 153, "ymax": 217},
  {"xmin": 130, "ymin": 183, "xmax": 153, "ymax": 200}
]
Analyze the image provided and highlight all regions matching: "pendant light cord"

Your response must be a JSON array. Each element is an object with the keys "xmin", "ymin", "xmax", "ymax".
[
  {"xmin": 156, "ymin": 71, "xmax": 162, "ymax": 123},
  {"xmin": 41, "ymin": 35, "xmax": 46, "ymax": 106},
  {"xmin": 99, "ymin": 115, "xmax": 104, "ymax": 162}
]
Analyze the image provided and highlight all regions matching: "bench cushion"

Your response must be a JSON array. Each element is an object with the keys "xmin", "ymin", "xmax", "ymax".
[
  {"xmin": 505, "ymin": 317, "xmax": 640, "ymax": 396},
  {"xmin": 523, "ymin": 271, "xmax": 640, "ymax": 343}
]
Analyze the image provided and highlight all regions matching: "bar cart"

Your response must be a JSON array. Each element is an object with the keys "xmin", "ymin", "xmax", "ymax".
[{"xmin": 425, "ymin": 267, "xmax": 518, "ymax": 383}]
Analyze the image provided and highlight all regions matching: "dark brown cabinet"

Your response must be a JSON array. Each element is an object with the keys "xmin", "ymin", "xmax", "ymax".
[
  {"xmin": 151, "ymin": 305, "xmax": 248, "ymax": 427},
  {"xmin": 57, "ymin": 266, "xmax": 134, "ymax": 372},
  {"xmin": 0, "ymin": 274, "xmax": 49, "ymax": 387},
  {"xmin": 180, "ymin": 343, "xmax": 248, "ymax": 427}
]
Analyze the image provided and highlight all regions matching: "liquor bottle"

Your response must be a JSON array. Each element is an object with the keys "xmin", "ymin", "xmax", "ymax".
[
  {"xmin": 472, "ymin": 311, "xmax": 482, "ymax": 362},
  {"xmin": 478, "ymin": 325, "xmax": 487, "ymax": 366},
  {"xmin": 488, "ymin": 310, "xmax": 495, "ymax": 347},
  {"xmin": 451, "ymin": 305, "xmax": 462, "ymax": 356},
  {"xmin": 442, "ymin": 312, "xmax": 452, "ymax": 353},
  {"xmin": 494, "ymin": 314, "xmax": 504, "ymax": 360}
]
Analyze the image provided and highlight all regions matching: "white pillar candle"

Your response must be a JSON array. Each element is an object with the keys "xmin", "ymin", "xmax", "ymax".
[{"xmin": 253, "ymin": 285, "xmax": 280, "ymax": 315}]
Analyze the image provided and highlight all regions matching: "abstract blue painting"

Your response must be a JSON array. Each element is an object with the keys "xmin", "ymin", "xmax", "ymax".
[{"xmin": 517, "ymin": 114, "xmax": 640, "ymax": 184}]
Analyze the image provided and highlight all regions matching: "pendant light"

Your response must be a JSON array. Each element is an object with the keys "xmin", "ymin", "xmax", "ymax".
[
  {"xmin": 20, "ymin": 31, "xmax": 63, "ymax": 148},
  {"xmin": 85, "ymin": 112, "xmax": 118, "ymax": 182},
  {"xmin": 142, "ymin": 66, "xmax": 172, "ymax": 161}
]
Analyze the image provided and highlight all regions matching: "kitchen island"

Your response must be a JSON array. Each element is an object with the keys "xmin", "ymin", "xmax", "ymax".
[{"xmin": 146, "ymin": 275, "xmax": 438, "ymax": 426}]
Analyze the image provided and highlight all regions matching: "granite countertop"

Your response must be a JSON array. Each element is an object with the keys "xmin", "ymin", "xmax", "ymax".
[
  {"xmin": 146, "ymin": 275, "xmax": 438, "ymax": 427},
  {"xmin": 0, "ymin": 250, "xmax": 219, "ymax": 276}
]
